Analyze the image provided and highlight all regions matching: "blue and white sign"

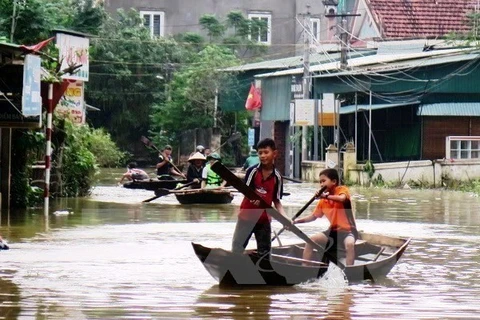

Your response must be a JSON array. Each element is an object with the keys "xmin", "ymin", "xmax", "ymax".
[
  {"xmin": 22, "ymin": 54, "xmax": 42, "ymax": 116},
  {"xmin": 248, "ymin": 128, "xmax": 255, "ymax": 146}
]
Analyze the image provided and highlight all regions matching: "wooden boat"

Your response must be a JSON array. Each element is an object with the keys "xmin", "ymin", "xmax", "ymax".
[
  {"xmin": 167, "ymin": 188, "xmax": 234, "ymax": 205},
  {"xmin": 192, "ymin": 232, "xmax": 410, "ymax": 286},
  {"xmin": 123, "ymin": 178, "xmax": 187, "ymax": 191}
]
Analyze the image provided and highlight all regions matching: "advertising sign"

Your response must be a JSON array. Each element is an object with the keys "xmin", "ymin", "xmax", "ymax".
[
  {"xmin": 56, "ymin": 33, "xmax": 89, "ymax": 81},
  {"xmin": 56, "ymin": 80, "xmax": 85, "ymax": 124},
  {"xmin": 22, "ymin": 54, "xmax": 42, "ymax": 116},
  {"xmin": 294, "ymin": 99, "xmax": 315, "ymax": 126},
  {"xmin": 248, "ymin": 128, "xmax": 255, "ymax": 146}
]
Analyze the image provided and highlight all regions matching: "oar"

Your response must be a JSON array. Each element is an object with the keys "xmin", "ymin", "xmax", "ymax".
[
  {"xmin": 271, "ymin": 186, "xmax": 327, "ymax": 242},
  {"xmin": 282, "ymin": 175, "xmax": 302, "ymax": 183},
  {"xmin": 210, "ymin": 132, "xmax": 242, "ymax": 154},
  {"xmin": 142, "ymin": 181, "xmax": 196, "ymax": 203},
  {"xmin": 210, "ymin": 161, "xmax": 345, "ymax": 269},
  {"xmin": 140, "ymin": 136, "xmax": 186, "ymax": 178}
]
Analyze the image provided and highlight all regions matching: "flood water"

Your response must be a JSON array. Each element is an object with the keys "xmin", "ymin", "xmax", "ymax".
[{"xmin": 1, "ymin": 168, "xmax": 480, "ymax": 319}]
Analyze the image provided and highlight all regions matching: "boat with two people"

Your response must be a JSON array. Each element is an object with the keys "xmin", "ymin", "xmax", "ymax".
[{"xmin": 191, "ymin": 161, "xmax": 411, "ymax": 286}]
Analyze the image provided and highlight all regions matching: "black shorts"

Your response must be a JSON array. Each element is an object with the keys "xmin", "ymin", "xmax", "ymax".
[{"xmin": 322, "ymin": 229, "xmax": 356, "ymax": 252}]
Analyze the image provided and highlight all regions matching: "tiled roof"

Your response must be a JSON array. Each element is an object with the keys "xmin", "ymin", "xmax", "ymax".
[{"xmin": 367, "ymin": 0, "xmax": 476, "ymax": 39}]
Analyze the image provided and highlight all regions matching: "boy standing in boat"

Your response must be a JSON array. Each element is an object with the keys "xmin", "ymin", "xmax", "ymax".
[
  {"xmin": 294, "ymin": 168, "xmax": 358, "ymax": 265},
  {"xmin": 232, "ymin": 138, "xmax": 287, "ymax": 257}
]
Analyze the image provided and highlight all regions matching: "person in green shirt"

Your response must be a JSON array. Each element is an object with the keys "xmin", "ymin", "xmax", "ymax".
[
  {"xmin": 242, "ymin": 149, "xmax": 260, "ymax": 171},
  {"xmin": 201, "ymin": 153, "xmax": 227, "ymax": 188}
]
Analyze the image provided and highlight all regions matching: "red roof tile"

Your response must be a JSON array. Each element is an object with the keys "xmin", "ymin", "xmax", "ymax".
[{"xmin": 367, "ymin": 0, "xmax": 477, "ymax": 39}]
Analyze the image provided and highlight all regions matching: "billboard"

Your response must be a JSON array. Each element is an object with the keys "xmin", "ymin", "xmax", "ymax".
[
  {"xmin": 22, "ymin": 54, "xmax": 42, "ymax": 116},
  {"xmin": 56, "ymin": 33, "xmax": 89, "ymax": 81},
  {"xmin": 55, "ymin": 81, "xmax": 85, "ymax": 124}
]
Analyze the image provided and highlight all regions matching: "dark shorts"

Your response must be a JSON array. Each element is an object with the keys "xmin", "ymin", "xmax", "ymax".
[{"xmin": 323, "ymin": 229, "xmax": 356, "ymax": 252}]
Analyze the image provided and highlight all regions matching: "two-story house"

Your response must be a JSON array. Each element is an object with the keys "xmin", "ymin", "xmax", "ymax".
[{"xmin": 103, "ymin": 0, "xmax": 333, "ymax": 58}]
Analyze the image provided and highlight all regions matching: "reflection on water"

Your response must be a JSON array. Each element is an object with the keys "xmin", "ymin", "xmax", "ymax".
[
  {"xmin": 0, "ymin": 169, "xmax": 479, "ymax": 319},
  {"xmin": 0, "ymin": 277, "xmax": 20, "ymax": 320}
]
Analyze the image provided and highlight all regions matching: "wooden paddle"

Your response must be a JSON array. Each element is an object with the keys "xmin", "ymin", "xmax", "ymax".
[
  {"xmin": 210, "ymin": 161, "xmax": 345, "ymax": 269},
  {"xmin": 142, "ymin": 181, "xmax": 197, "ymax": 203},
  {"xmin": 140, "ymin": 136, "xmax": 186, "ymax": 178},
  {"xmin": 271, "ymin": 186, "xmax": 327, "ymax": 242},
  {"xmin": 282, "ymin": 175, "xmax": 302, "ymax": 183},
  {"xmin": 210, "ymin": 132, "xmax": 242, "ymax": 154}
]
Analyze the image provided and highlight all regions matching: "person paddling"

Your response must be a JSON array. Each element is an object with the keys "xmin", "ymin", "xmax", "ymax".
[
  {"xmin": 156, "ymin": 145, "xmax": 186, "ymax": 180},
  {"xmin": 119, "ymin": 162, "xmax": 149, "ymax": 184},
  {"xmin": 201, "ymin": 153, "xmax": 227, "ymax": 189},
  {"xmin": 186, "ymin": 152, "xmax": 207, "ymax": 189},
  {"xmin": 231, "ymin": 138, "xmax": 289, "ymax": 257},
  {"xmin": 294, "ymin": 168, "xmax": 358, "ymax": 266}
]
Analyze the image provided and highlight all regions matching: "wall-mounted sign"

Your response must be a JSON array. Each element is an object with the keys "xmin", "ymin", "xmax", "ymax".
[
  {"xmin": 248, "ymin": 128, "xmax": 255, "ymax": 146},
  {"xmin": 22, "ymin": 54, "xmax": 42, "ymax": 116},
  {"xmin": 318, "ymin": 93, "xmax": 338, "ymax": 126},
  {"xmin": 55, "ymin": 80, "xmax": 85, "ymax": 124},
  {"xmin": 294, "ymin": 99, "xmax": 315, "ymax": 126},
  {"xmin": 293, "ymin": 95, "xmax": 339, "ymax": 127},
  {"xmin": 57, "ymin": 33, "xmax": 89, "ymax": 81}
]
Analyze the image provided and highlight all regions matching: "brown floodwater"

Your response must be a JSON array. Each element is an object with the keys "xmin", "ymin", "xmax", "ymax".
[{"xmin": 0, "ymin": 168, "xmax": 479, "ymax": 319}]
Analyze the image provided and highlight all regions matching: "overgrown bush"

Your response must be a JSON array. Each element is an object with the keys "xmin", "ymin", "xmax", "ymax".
[
  {"xmin": 54, "ymin": 119, "xmax": 124, "ymax": 196},
  {"xmin": 86, "ymin": 127, "xmax": 127, "ymax": 167}
]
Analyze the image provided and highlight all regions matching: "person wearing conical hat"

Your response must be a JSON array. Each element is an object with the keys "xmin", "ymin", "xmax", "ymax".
[{"xmin": 186, "ymin": 152, "xmax": 207, "ymax": 189}]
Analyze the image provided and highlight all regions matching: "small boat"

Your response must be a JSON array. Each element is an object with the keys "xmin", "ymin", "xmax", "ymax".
[
  {"xmin": 192, "ymin": 232, "xmax": 410, "ymax": 286},
  {"xmin": 123, "ymin": 178, "xmax": 187, "ymax": 191},
  {"xmin": 168, "ymin": 188, "xmax": 234, "ymax": 205}
]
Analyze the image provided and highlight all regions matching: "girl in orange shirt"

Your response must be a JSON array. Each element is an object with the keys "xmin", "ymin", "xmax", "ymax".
[{"xmin": 294, "ymin": 168, "xmax": 358, "ymax": 265}]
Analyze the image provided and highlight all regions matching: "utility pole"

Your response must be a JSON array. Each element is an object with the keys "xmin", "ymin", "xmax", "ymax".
[
  {"xmin": 325, "ymin": 10, "xmax": 360, "ymax": 70},
  {"xmin": 10, "ymin": 0, "xmax": 17, "ymax": 42},
  {"xmin": 301, "ymin": 5, "xmax": 311, "ymax": 161}
]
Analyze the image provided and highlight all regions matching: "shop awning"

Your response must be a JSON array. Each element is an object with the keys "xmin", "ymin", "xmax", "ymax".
[
  {"xmin": 417, "ymin": 102, "xmax": 480, "ymax": 116},
  {"xmin": 340, "ymin": 101, "xmax": 420, "ymax": 114}
]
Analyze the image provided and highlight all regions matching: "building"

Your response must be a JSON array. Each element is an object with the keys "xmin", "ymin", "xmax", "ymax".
[{"xmin": 103, "ymin": 0, "xmax": 334, "ymax": 58}]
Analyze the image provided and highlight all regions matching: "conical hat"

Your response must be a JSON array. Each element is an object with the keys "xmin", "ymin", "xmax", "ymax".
[{"xmin": 188, "ymin": 152, "xmax": 207, "ymax": 162}]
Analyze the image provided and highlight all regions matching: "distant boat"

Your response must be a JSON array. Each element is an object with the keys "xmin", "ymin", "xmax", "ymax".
[
  {"xmin": 161, "ymin": 188, "xmax": 234, "ymax": 205},
  {"xmin": 123, "ymin": 178, "xmax": 187, "ymax": 191},
  {"xmin": 192, "ymin": 232, "xmax": 410, "ymax": 286}
]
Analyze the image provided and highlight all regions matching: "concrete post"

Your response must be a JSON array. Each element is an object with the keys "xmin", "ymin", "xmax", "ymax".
[
  {"xmin": 325, "ymin": 144, "xmax": 338, "ymax": 169},
  {"xmin": 343, "ymin": 142, "xmax": 356, "ymax": 183}
]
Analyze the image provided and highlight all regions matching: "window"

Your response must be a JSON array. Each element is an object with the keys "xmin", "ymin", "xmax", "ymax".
[
  {"xmin": 446, "ymin": 136, "xmax": 480, "ymax": 159},
  {"xmin": 140, "ymin": 11, "xmax": 165, "ymax": 38},
  {"xmin": 311, "ymin": 18, "xmax": 321, "ymax": 42},
  {"xmin": 248, "ymin": 13, "xmax": 272, "ymax": 45}
]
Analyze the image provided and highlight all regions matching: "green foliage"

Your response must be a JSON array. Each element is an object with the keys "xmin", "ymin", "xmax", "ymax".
[
  {"xmin": 10, "ymin": 130, "xmax": 45, "ymax": 208},
  {"xmin": 55, "ymin": 119, "xmax": 98, "ymax": 197},
  {"xmin": 364, "ymin": 160, "xmax": 375, "ymax": 179},
  {"xmin": 86, "ymin": 128, "xmax": 126, "ymax": 167},
  {"xmin": 0, "ymin": 0, "xmax": 104, "ymax": 44},
  {"xmin": 87, "ymin": 9, "xmax": 195, "ymax": 152},
  {"xmin": 199, "ymin": 14, "xmax": 225, "ymax": 40},
  {"xmin": 149, "ymin": 45, "xmax": 240, "ymax": 145}
]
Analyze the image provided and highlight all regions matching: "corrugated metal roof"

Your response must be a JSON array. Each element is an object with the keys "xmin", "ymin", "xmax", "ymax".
[
  {"xmin": 418, "ymin": 103, "xmax": 480, "ymax": 116},
  {"xmin": 340, "ymin": 101, "xmax": 420, "ymax": 114},
  {"xmin": 256, "ymin": 48, "xmax": 476, "ymax": 78},
  {"xmin": 0, "ymin": 42, "xmax": 23, "ymax": 54},
  {"xmin": 224, "ymin": 50, "xmax": 376, "ymax": 72}
]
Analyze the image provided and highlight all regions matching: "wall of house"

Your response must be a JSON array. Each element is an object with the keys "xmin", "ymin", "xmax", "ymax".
[
  {"xmin": 104, "ymin": 0, "xmax": 326, "ymax": 58},
  {"xmin": 422, "ymin": 117, "xmax": 480, "ymax": 159},
  {"xmin": 273, "ymin": 121, "xmax": 288, "ymax": 175},
  {"xmin": 302, "ymin": 159, "xmax": 480, "ymax": 187}
]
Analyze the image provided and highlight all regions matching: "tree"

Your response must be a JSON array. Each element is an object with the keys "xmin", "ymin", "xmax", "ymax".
[
  {"xmin": 149, "ymin": 45, "xmax": 240, "ymax": 144},
  {"xmin": 86, "ymin": 9, "xmax": 195, "ymax": 152},
  {"xmin": 0, "ymin": 0, "xmax": 104, "ymax": 44}
]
